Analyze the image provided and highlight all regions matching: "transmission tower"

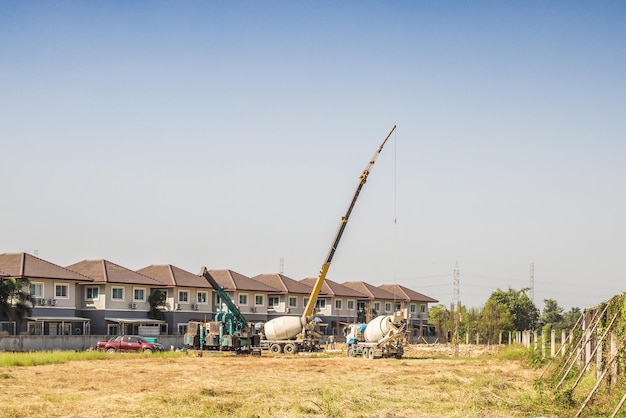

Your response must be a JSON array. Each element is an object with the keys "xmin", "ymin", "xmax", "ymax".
[
  {"xmin": 453, "ymin": 261, "xmax": 460, "ymax": 356},
  {"xmin": 529, "ymin": 262, "xmax": 535, "ymax": 305}
]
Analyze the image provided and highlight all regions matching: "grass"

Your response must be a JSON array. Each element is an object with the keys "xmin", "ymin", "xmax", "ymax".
[
  {"xmin": 0, "ymin": 350, "xmax": 186, "ymax": 367},
  {"xmin": 0, "ymin": 347, "xmax": 565, "ymax": 418}
]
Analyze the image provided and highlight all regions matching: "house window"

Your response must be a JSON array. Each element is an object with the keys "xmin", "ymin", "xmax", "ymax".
[
  {"xmin": 28, "ymin": 322, "xmax": 43, "ymax": 335},
  {"xmin": 303, "ymin": 297, "xmax": 309, "ymax": 307},
  {"xmin": 178, "ymin": 291, "xmax": 189, "ymax": 303},
  {"xmin": 288, "ymin": 297, "xmax": 297, "ymax": 308},
  {"xmin": 410, "ymin": 304, "xmax": 417, "ymax": 313},
  {"xmin": 385, "ymin": 303, "xmax": 391, "ymax": 313},
  {"xmin": 197, "ymin": 292, "xmax": 208, "ymax": 304},
  {"xmin": 239, "ymin": 294, "xmax": 248, "ymax": 305},
  {"xmin": 420, "ymin": 304, "xmax": 426, "ymax": 313},
  {"xmin": 112, "ymin": 287, "xmax": 124, "ymax": 300},
  {"xmin": 315, "ymin": 299, "xmax": 326, "ymax": 309},
  {"xmin": 133, "ymin": 288, "xmax": 146, "ymax": 302},
  {"xmin": 335, "ymin": 299, "xmax": 342, "ymax": 310},
  {"xmin": 55, "ymin": 284, "xmax": 69, "ymax": 299},
  {"xmin": 347, "ymin": 300, "xmax": 355, "ymax": 310},
  {"xmin": 30, "ymin": 283, "xmax": 43, "ymax": 298},
  {"xmin": 269, "ymin": 296, "xmax": 279, "ymax": 307},
  {"xmin": 86, "ymin": 287, "xmax": 99, "ymax": 300},
  {"xmin": 255, "ymin": 295, "xmax": 264, "ymax": 306},
  {"xmin": 177, "ymin": 323, "xmax": 188, "ymax": 335},
  {"xmin": 374, "ymin": 302, "xmax": 381, "ymax": 312}
]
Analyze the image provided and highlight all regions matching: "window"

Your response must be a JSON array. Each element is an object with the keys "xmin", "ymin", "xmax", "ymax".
[
  {"xmin": 347, "ymin": 300, "xmax": 355, "ymax": 310},
  {"xmin": 269, "ymin": 296, "xmax": 279, "ymax": 307},
  {"xmin": 303, "ymin": 297, "xmax": 309, "ymax": 307},
  {"xmin": 28, "ymin": 322, "xmax": 43, "ymax": 335},
  {"xmin": 255, "ymin": 295, "xmax": 264, "ymax": 306},
  {"xmin": 133, "ymin": 288, "xmax": 146, "ymax": 302},
  {"xmin": 239, "ymin": 294, "xmax": 248, "ymax": 305},
  {"xmin": 55, "ymin": 284, "xmax": 69, "ymax": 299},
  {"xmin": 335, "ymin": 299, "xmax": 342, "ymax": 310},
  {"xmin": 420, "ymin": 304, "xmax": 426, "ymax": 313},
  {"xmin": 177, "ymin": 323, "xmax": 188, "ymax": 335},
  {"xmin": 197, "ymin": 292, "xmax": 208, "ymax": 304},
  {"xmin": 112, "ymin": 287, "xmax": 124, "ymax": 300},
  {"xmin": 315, "ymin": 299, "xmax": 326, "ymax": 309},
  {"xmin": 374, "ymin": 302, "xmax": 381, "ymax": 312},
  {"xmin": 178, "ymin": 291, "xmax": 189, "ymax": 303},
  {"xmin": 410, "ymin": 304, "xmax": 417, "ymax": 313},
  {"xmin": 385, "ymin": 303, "xmax": 392, "ymax": 313},
  {"xmin": 288, "ymin": 297, "xmax": 297, "ymax": 308},
  {"xmin": 86, "ymin": 287, "xmax": 99, "ymax": 300},
  {"xmin": 30, "ymin": 283, "xmax": 43, "ymax": 298}
]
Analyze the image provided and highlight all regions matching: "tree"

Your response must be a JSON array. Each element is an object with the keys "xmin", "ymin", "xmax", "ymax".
[
  {"xmin": 0, "ymin": 278, "xmax": 33, "ymax": 334},
  {"xmin": 428, "ymin": 304, "xmax": 450, "ymax": 342},
  {"xmin": 147, "ymin": 290, "xmax": 166, "ymax": 321},
  {"xmin": 540, "ymin": 298, "xmax": 564, "ymax": 325},
  {"xmin": 485, "ymin": 287, "xmax": 539, "ymax": 332},
  {"xmin": 479, "ymin": 298, "xmax": 513, "ymax": 344}
]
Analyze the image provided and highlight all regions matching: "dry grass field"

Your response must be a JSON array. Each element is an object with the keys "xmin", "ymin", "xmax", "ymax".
[{"xmin": 0, "ymin": 345, "xmax": 564, "ymax": 418}]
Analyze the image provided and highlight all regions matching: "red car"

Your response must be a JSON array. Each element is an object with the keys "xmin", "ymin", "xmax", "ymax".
[{"xmin": 96, "ymin": 335, "xmax": 164, "ymax": 354}]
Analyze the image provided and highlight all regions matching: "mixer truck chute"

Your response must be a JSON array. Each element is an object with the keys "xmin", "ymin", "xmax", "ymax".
[{"xmin": 258, "ymin": 125, "xmax": 396, "ymax": 353}]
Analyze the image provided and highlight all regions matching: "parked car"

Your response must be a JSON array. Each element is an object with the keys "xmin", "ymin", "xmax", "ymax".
[{"xmin": 96, "ymin": 335, "xmax": 164, "ymax": 354}]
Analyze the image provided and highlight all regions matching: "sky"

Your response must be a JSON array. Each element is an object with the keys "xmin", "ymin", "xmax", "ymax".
[{"xmin": 1, "ymin": 1, "xmax": 625, "ymax": 312}]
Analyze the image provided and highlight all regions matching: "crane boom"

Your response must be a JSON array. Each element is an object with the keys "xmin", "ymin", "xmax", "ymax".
[{"xmin": 302, "ymin": 125, "xmax": 396, "ymax": 319}]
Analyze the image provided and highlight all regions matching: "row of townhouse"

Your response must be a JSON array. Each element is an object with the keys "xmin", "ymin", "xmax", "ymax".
[{"xmin": 0, "ymin": 252, "xmax": 438, "ymax": 342}]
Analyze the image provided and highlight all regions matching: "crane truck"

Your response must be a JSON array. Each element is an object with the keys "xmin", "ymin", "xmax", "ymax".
[
  {"xmin": 257, "ymin": 125, "xmax": 405, "ymax": 356},
  {"xmin": 183, "ymin": 268, "xmax": 261, "ymax": 355}
]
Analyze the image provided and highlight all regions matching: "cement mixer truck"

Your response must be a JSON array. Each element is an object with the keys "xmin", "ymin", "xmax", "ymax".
[
  {"xmin": 258, "ymin": 126, "xmax": 396, "ymax": 354},
  {"xmin": 344, "ymin": 312, "xmax": 406, "ymax": 359}
]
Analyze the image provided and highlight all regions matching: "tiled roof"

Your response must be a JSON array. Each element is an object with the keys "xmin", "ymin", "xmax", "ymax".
[
  {"xmin": 66, "ymin": 260, "xmax": 168, "ymax": 287},
  {"xmin": 209, "ymin": 269, "xmax": 280, "ymax": 292},
  {"xmin": 0, "ymin": 252, "xmax": 92, "ymax": 282},
  {"xmin": 378, "ymin": 284, "xmax": 438, "ymax": 303},
  {"xmin": 300, "ymin": 277, "xmax": 365, "ymax": 298},
  {"xmin": 252, "ymin": 273, "xmax": 313, "ymax": 294},
  {"xmin": 137, "ymin": 265, "xmax": 212, "ymax": 288},
  {"xmin": 342, "ymin": 281, "xmax": 398, "ymax": 300}
]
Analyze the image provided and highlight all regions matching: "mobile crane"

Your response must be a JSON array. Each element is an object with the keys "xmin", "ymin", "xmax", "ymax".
[
  {"xmin": 258, "ymin": 125, "xmax": 398, "ymax": 354},
  {"xmin": 184, "ymin": 267, "xmax": 260, "ymax": 355}
]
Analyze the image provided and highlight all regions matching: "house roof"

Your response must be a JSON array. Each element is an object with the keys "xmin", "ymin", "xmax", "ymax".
[
  {"xmin": 66, "ymin": 260, "xmax": 168, "ymax": 287},
  {"xmin": 137, "ymin": 265, "xmax": 212, "ymax": 289},
  {"xmin": 342, "ymin": 281, "xmax": 398, "ymax": 300},
  {"xmin": 0, "ymin": 252, "xmax": 93, "ymax": 282},
  {"xmin": 252, "ymin": 273, "xmax": 313, "ymax": 294},
  {"xmin": 208, "ymin": 269, "xmax": 280, "ymax": 292},
  {"xmin": 300, "ymin": 277, "xmax": 365, "ymax": 298},
  {"xmin": 378, "ymin": 284, "xmax": 438, "ymax": 303}
]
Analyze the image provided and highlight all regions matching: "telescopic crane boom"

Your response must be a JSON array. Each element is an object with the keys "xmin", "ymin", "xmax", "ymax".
[{"xmin": 302, "ymin": 125, "xmax": 396, "ymax": 319}]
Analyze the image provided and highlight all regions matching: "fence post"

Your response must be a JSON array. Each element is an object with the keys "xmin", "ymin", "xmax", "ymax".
[
  {"xmin": 561, "ymin": 329, "xmax": 567, "ymax": 356},
  {"xmin": 551, "ymin": 328, "xmax": 556, "ymax": 358},
  {"xmin": 611, "ymin": 331, "xmax": 617, "ymax": 387}
]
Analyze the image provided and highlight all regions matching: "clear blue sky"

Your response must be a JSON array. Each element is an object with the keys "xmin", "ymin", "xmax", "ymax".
[{"xmin": 2, "ymin": 1, "xmax": 625, "ymax": 311}]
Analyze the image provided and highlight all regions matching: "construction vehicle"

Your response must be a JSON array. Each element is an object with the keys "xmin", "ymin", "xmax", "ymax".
[
  {"xmin": 343, "ymin": 312, "xmax": 406, "ymax": 359},
  {"xmin": 258, "ymin": 125, "xmax": 397, "ymax": 354},
  {"xmin": 183, "ymin": 268, "xmax": 261, "ymax": 355}
]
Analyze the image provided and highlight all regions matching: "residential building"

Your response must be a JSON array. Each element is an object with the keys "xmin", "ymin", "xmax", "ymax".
[
  {"xmin": 0, "ymin": 252, "xmax": 92, "ymax": 335},
  {"xmin": 137, "ymin": 264, "xmax": 214, "ymax": 335},
  {"xmin": 252, "ymin": 273, "xmax": 313, "ymax": 318},
  {"xmin": 378, "ymin": 284, "xmax": 438, "ymax": 343},
  {"xmin": 66, "ymin": 260, "xmax": 170, "ymax": 335}
]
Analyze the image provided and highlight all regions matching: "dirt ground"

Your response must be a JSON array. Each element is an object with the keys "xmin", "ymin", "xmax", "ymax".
[{"xmin": 0, "ymin": 345, "xmax": 558, "ymax": 418}]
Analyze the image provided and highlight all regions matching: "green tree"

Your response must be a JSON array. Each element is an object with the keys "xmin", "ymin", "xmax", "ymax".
[
  {"xmin": 0, "ymin": 278, "xmax": 33, "ymax": 334},
  {"xmin": 540, "ymin": 298, "xmax": 564, "ymax": 325},
  {"xmin": 487, "ymin": 287, "xmax": 539, "ymax": 331},
  {"xmin": 147, "ymin": 290, "xmax": 166, "ymax": 321},
  {"xmin": 479, "ymin": 298, "xmax": 513, "ymax": 344},
  {"xmin": 428, "ymin": 304, "xmax": 450, "ymax": 342}
]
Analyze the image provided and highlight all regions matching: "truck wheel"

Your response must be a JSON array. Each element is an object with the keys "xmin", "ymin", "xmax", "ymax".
[
  {"xmin": 368, "ymin": 348, "xmax": 375, "ymax": 359},
  {"xmin": 347, "ymin": 347, "xmax": 354, "ymax": 357},
  {"xmin": 106, "ymin": 348, "xmax": 116, "ymax": 354},
  {"xmin": 143, "ymin": 348, "xmax": 153, "ymax": 354},
  {"xmin": 283, "ymin": 343, "xmax": 297, "ymax": 354},
  {"xmin": 362, "ymin": 348, "xmax": 369, "ymax": 358},
  {"xmin": 270, "ymin": 343, "xmax": 282, "ymax": 354}
]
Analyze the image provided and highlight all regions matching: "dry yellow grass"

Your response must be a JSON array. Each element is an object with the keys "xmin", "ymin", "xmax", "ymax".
[{"xmin": 0, "ymin": 348, "xmax": 561, "ymax": 418}]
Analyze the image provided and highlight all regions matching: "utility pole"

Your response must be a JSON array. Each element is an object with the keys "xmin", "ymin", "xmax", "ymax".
[
  {"xmin": 529, "ymin": 262, "xmax": 535, "ymax": 305},
  {"xmin": 453, "ymin": 261, "xmax": 460, "ymax": 356}
]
